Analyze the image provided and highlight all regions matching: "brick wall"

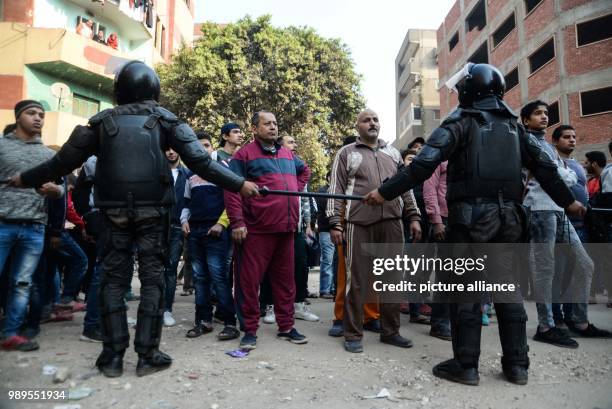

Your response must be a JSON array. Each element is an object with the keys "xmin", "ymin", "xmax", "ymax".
[
  {"xmin": 2, "ymin": 0, "xmax": 34, "ymax": 25},
  {"xmin": 437, "ymin": 25, "xmax": 447, "ymax": 81},
  {"xmin": 504, "ymin": 84, "xmax": 521, "ymax": 112},
  {"xmin": 0, "ymin": 75, "xmax": 24, "ymax": 110},
  {"xmin": 561, "ymin": 0, "xmax": 591, "ymax": 11},
  {"xmin": 465, "ymin": 26, "xmax": 485, "ymax": 53},
  {"xmin": 487, "ymin": 0, "xmax": 507, "ymax": 20},
  {"xmin": 439, "ymin": 87, "xmax": 460, "ymax": 118},
  {"xmin": 524, "ymin": 0, "xmax": 554, "ymax": 40},
  {"xmin": 490, "ymin": 28, "xmax": 519, "ymax": 67},
  {"xmin": 444, "ymin": 1, "xmax": 461, "ymax": 32},
  {"xmin": 447, "ymin": 31, "xmax": 464, "ymax": 74},
  {"xmin": 564, "ymin": 25, "xmax": 612, "ymax": 77},
  {"xmin": 527, "ymin": 56, "xmax": 559, "ymax": 99}
]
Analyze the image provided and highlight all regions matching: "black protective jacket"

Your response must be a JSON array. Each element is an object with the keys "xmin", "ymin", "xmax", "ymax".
[
  {"xmin": 378, "ymin": 97, "xmax": 574, "ymax": 210},
  {"xmin": 20, "ymin": 101, "xmax": 244, "ymax": 200}
]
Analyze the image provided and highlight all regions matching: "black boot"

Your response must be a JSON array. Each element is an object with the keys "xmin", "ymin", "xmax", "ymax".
[
  {"xmin": 497, "ymin": 304, "xmax": 530, "ymax": 385},
  {"xmin": 136, "ymin": 349, "xmax": 172, "ymax": 377},
  {"xmin": 503, "ymin": 365, "xmax": 528, "ymax": 385},
  {"xmin": 96, "ymin": 347, "xmax": 124, "ymax": 378},
  {"xmin": 433, "ymin": 358, "xmax": 479, "ymax": 386}
]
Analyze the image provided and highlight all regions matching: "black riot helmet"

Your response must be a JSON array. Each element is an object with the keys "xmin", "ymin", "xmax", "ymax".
[
  {"xmin": 456, "ymin": 63, "xmax": 505, "ymax": 106},
  {"xmin": 113, "ymin": 60, "xmax": 160, "ymax": 105}
]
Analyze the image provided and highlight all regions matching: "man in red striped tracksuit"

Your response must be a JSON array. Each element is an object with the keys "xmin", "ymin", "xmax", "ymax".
[{"xmin": 224, "ymin": 111, "xmax": 311, "ymax": 350}]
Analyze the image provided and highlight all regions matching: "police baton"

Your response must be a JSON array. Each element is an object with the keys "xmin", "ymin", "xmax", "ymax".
[
  {"xmin": 590, "ymin": 207, "xmax": 612, "ymax": 213},
  {"xmin": 258, "ymin": 186, "xmax": 364, "ymax": 201}
]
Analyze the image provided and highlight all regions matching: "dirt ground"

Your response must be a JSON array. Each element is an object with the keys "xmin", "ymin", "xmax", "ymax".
[{"xmin": 1, "ymin": 271, "xmax": 611, "ymax": 409}]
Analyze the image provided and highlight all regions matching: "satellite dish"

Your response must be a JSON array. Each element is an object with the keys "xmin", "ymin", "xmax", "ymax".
[{"xmin": 51, "ymin": 82, "xmax": 71, "ymax": 110}]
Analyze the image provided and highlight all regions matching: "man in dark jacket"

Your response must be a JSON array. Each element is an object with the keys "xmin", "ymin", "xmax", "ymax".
[
  {"xmin": 11, "ymin": 61, "xmax": 259, "ymax": 378},
  {"xmin": 364, "ymin": 63, "xmax": 585, "ymax": 386}
]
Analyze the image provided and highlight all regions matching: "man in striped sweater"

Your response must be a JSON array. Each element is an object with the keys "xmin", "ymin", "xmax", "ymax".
[{"xmin": 224, "ymin": 111, "xmax": 311, "ymax": 350}]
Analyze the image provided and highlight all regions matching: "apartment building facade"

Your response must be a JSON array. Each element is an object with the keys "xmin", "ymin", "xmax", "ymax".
[
  {"xmin": 393, "ymin": 29, "xmax": 441, "ymax": 151},
  {"xmin": 436, "ymin": 0, "xmax": 611, "ymax": 157},
  {"xmin": 0, "ymin": 0, "xmax": 195, "ymax": 147}
]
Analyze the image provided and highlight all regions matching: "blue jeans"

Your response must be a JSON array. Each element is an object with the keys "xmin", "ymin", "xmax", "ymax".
[
  {"xmin": 318, "ymin": 231, "xmax": 335, "ymax": 294},
  {"xmin": 530, "ymin": 211, "xmax": 593, "ymax": 328},
  {"xmin": 552, "ymin": 223, "xmax": 586, "ymax": 323},
  {"xmin": 0, "ymin": 222, "xmax": 45, "ymax": 337},
  {"xmin": 50, "ymin": 231, "xmax": 88, "ymax": 303},
  {"xmin": 188, "ymin": 226, "xmax": 235, "ymax": 326},
  {"xmin": 83, "ymin": 240, "xmax": 103, "ymax": 331},
  {"xmin": 164, "ymin": 225, "xmax": 184, "ymax": 312}
]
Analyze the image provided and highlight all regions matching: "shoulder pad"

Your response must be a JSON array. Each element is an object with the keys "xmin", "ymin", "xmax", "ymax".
[
  {"xmin": 425, "ymin": 127, "xmax": 451, "ymax": 148},
  {"xmin": 442, "ymin": 107, "xmax": 486, "ymax": 126},
  {"xmin": 440, "ymin": 108, "xmax": 464, "ymax": 125},
  {"xmin": 154, "ymin": 107, "xmax": 179, "ymax": 123},
  {"xmin": 88, "ymin": 108, "xmax": 114, "ymax": 125}
]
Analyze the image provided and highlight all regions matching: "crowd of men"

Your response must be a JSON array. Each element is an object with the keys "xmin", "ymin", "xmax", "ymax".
[{"xmin": 0, "ymin": 61, "xmax": 610, "ymax": 385}]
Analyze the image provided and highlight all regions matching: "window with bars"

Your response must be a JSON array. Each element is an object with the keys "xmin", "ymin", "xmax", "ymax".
[
  {"xmin": 72, "ymin": 94, "xmax": 100, "ymax": 118},
  {"xmin": 413, "ymin": 106, "xmax": 422, "ymax": 121}
]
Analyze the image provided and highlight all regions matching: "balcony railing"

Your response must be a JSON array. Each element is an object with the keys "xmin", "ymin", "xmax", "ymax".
[
  {"xmin": 23, "ymin": 27, "xmax": 133, "ymax": 92},
  {"xmin": 66, "ymin": 0, "xmax": 153, "ymax": 40}
]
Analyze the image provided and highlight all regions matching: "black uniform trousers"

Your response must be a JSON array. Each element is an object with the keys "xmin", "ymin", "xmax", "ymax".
[
  {"xmin": 443, "ymin": 201, "xmax": 530, "ymax": 370},
  {"xmin": 98, "ymin": 207, "xmax": 168, "ymax": 354}
]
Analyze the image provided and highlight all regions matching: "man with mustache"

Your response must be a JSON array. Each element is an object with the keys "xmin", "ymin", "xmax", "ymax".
[{"xmin": 327, "ymin": 109, "xmax": 422, "ymax": 353}]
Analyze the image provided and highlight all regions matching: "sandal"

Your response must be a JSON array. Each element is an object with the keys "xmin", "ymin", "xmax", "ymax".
[
  {"xmin": 218, "ymin": 326, "xmax": 240, "ymax": 341},
  {"xmin": 186, "ymin": 323, "xmax": 212, "ymax": 338}
]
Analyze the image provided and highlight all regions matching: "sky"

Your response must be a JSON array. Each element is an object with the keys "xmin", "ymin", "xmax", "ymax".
[{"xmin": 195, "ymin": 0, "xmax": 455, "ymax": 142}]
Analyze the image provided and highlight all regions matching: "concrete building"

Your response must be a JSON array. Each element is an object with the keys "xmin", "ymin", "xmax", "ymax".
[
  {"xmin": 0, "ymin": 0, "xmax": 195, "ymax": 147},
  {"xmin": 393, "ymin": 29, "xmax": 441, "ymax": 151},
  {"xmin": 436, "ymin": 0, "xmax": 612, "ymax": 157}
]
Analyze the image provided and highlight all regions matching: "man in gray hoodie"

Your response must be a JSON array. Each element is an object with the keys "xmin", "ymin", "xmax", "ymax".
[{"xmin": 521, "ymin": 100, "xmax": 611, "ymax": 348}]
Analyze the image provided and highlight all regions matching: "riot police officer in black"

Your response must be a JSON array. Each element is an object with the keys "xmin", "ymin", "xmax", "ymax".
[
  {"xmin": 12, "ymin": 61, "xmax": 260, "ymax": 378},
  {"xmin": 363, "ymin": 63, "xmax": 586, "ymax": 386}
]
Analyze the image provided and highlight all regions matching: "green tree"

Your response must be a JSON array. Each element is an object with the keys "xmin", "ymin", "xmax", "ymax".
[{"xmin": 157, "ymin": 15, "xmax": 364, "ymax": 188}]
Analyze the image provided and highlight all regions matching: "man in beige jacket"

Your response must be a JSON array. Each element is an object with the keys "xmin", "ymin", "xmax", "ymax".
[{"xmin": 327, "ymin": 109, "xmax": 421, "ymax": 353}]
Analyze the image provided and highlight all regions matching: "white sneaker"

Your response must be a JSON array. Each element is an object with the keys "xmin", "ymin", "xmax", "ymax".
[
  {"xmin": 263, "ymin": 305, "xmax": 276, "ymax": 324},
  {"xmin": 294, "ymin": 302, "xmax": 319, "ymax": 322},
  {"xmin": 163, "ymin": 311, "xmax": 176, "ymax": 327}
]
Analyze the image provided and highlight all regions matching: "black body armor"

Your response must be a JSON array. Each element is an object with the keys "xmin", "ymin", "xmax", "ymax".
[
  {"xmin": 90, "ymin": 110, "xmax": 173, "ymax": 208},
  {"xmin": 447, "ymin": 109, "xmax": 523, "ymax": 204}
]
